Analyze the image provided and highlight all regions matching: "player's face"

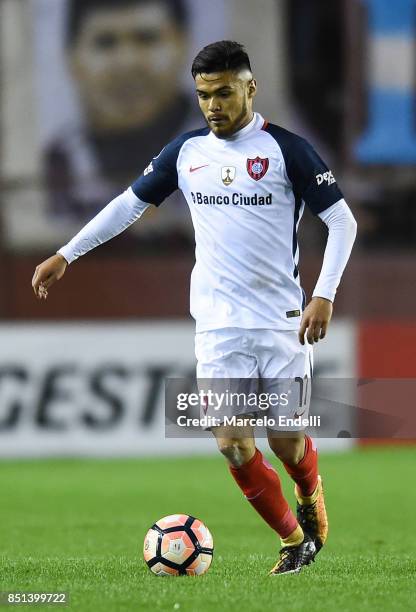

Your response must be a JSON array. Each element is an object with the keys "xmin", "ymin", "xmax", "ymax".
[
  {"xmin": 195, "ymin": 71, "xmax": 257, "ymax": 138},
  {"xmin": 70, "ymin": 3, "xmax": 187, "ymax": 133}
]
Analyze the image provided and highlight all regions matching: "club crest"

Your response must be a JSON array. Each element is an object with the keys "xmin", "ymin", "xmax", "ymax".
[
  {"xmin": 221, "ymin": 166, "xmax": 236, "ymax": 186},
  {"xmin": 246, "ymin": 156, "xmax": 269, "ymax": 181}
]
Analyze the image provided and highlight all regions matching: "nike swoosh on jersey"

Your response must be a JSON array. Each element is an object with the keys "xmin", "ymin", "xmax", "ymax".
[{"xmin": 189, "ymin": 164, "xmax": 209, "ymax": 173}]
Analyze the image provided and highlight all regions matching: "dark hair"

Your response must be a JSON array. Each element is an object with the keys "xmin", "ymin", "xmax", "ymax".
[
  {"xmin": 191, "ymin": 41, "xmax": 252, "ymax": 78},
  {"xmin": 66, "ymin": 0, "xmax": 188, "ymax": 47}
]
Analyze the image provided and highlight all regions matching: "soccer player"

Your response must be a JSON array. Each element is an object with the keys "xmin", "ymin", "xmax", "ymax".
[{"xmin": 32, "ymin": 41, "xmax": 357, "ymax": 575}]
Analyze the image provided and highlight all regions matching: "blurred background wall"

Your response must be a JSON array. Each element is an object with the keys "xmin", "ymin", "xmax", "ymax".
[{"xmin": 0, "ymin": 0, "xmax": 415, "ymax": 455}]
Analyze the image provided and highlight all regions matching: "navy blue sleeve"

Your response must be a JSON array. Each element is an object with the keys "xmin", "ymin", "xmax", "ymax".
[
  {"xmin": 131, "ymin": 136, "xmax": 182, "ymax": 206},
  {"xmin": 265, "ymin": 124, "xmax": 344, "ymax": 215},
  {"xmin": 131, "ymin": 127, "xmax": 209, "ymax": 206}
]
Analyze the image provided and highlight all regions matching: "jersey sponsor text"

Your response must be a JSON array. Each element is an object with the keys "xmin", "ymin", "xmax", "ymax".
[
  {"xmin": 316, "ymin": 170, "xmax": 336, "ymax": 186},
  {"xmin": 191, "ymin": 191, "xmax": 272, "ymax": 206}
]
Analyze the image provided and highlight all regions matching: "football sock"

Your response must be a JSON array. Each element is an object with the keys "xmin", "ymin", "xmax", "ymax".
[
  {"xmin": 283, "ymin": 435, "xmax": 318, "ymax": 497},
  {"xmin": 280, "ymin": 524, "xmax": 304, "ymax": 548},
  {"xmin": 296, "ymin": 482, "xmax": 320, "ymax": 505},
  {"xmin": 229, "ymin": 448, "xmax": 299, "ymax": 539}
]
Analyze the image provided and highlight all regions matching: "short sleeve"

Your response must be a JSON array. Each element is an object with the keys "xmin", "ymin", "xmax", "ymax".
[
  {"xmin": 285, "ymin": 137, "xmax": 344, "ymax": 215},
  {"xmin": 131, "ymin": 127, "xmax": 209, "ymax": 207},
  {"xmin": 131, "ymin": 137, "xmax": 182, "ymax": 206},
  {"xmin": 264, "ymin": 124, "xmax": 344, "ymax": 215}
]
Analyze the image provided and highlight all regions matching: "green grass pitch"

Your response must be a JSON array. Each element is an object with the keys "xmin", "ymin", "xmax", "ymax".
[{"xmin": 1, "ymin": 447, "xmax": 415, "ymax": 611}]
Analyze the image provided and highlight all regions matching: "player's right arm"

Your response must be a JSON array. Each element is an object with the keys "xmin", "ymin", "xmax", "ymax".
[
  {"xmin": 32, "ymin": 252, "xmax": 68, "ymax": 300},
  {"xmin": 32, "ymin": 138, "xmax": 182, "ymax": 300}
]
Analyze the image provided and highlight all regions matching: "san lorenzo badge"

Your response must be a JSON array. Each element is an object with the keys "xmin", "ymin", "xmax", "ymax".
[
  {"xmin": 221, "ymin": 166, "xmax": 236, "ymax": 186},
  {"xmin": 247, "ymin": 156, "xmax": 269, "ymax": 181}
]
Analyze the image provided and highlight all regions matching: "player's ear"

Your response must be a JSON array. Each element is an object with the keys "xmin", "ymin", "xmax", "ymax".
[{"xmin": 248, "ymin": 79, "xmax": 257, "ymax": 99}]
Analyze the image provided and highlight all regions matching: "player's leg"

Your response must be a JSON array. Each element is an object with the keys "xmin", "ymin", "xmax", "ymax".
[
  {"xmin": 252, "ymin": 329, "xmax": 322, "ymax": 571},
  {"xmin": 212, "ymin": 423, "xmax": 302, "ymax": 550},
  {"xmin": 268, "ymin": 434, "xmax": 318, "ymax": 496},
  {"xmin": 268, "ymin": 433, "xmax": 319, "ymax": 500},
  {"xmin": 261, "ymin": 329, "xmax": 328, "ymax": 554},
  {"xmin": 272, "ymin": 433, "xmax": 327, "ymax": 554},
  {"xmin": 196, "ymin": 327, "xmax": 310, "ymax": 574},
  {"xmin": 257, "ymin": 431, "xmax": 316, "ymax": 574},
  {"xmin": 212, "ymin": 421, "xmax": 255, "ymax": 467}
]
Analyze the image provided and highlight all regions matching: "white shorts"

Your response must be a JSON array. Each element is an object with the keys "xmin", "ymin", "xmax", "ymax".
[{"xmin": 195, "ymin": 327, "xmax": 313, "ymax": 431}]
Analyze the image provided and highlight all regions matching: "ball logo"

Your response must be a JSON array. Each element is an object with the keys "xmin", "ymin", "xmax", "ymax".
[{"xmin": 246, "ymin": 156, "xmax": 269, "ymax": 181}]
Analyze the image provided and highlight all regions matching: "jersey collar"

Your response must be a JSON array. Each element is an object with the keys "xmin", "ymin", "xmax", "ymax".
[{"xmin": 209, "ymin": 112, "xmax": 265, "ymax": 143}]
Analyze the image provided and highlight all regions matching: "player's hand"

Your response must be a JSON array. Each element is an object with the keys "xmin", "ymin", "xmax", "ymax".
[
  {"xmin": 298, "ymin": 296, "xmax": 333, "ymax": 345},
  {"xmin": 32, "ymin": 253, "xmax": 68, "ymax": 300}
]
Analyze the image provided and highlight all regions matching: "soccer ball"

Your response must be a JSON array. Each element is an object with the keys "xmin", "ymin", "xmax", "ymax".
[{"xmin": 143, "ymin": 514, "xmax": 214, "ymax": 576}]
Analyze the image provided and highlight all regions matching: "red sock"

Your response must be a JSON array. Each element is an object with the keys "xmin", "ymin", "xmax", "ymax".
[
  {"xmin": 283, "ymin": 435, "xmax": 318, "ymax": 496},
  {"xmin": 229, "ymin": 448, "xmax": 298, "ymax": 538}
]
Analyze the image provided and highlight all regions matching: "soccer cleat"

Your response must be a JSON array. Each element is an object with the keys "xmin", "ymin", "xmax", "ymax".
[
  {"xmin": 269, "ymin": 534, "xmax": 316, "ymax": 575},
  {"xmin": 295, "ymin": 475, "xmax": 328, "ymax": 554}
]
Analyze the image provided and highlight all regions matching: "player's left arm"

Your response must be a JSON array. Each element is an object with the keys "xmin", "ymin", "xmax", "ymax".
[
  {"xmin": 298, "ymin": 199, "xmax": 357, "ymax": 345},
  {"xmin": 284, "ymin": 137, "xmax": 357, "ymax": 345}
]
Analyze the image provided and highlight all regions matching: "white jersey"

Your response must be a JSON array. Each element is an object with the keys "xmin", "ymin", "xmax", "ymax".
[{"xmin": 131, "ymin": 112, "xmax": 344, "ymax": 332}]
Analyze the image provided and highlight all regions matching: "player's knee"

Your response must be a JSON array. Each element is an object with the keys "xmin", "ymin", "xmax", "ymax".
[
  {"xmin": 268, "ymin": 437, "xmax": 305, "ymax": 465},
  {"xmin": 216, "ymin": 438, "xmax": 253, "ymax": 467}
]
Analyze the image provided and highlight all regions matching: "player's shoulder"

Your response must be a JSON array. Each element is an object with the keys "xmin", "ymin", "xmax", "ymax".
[
  {"xmin": 262, "ymin": 122, "xmax": 312, "ymax": 157},
  {"xmin": 156, "ymin": 126, "xmax": 210, "ymax": 165},
  {"xmin": 168, "ymin": 126, "xmax": 210, "ymax": 151},
  {"xmin": 178, "ymin": 125, "xmax": 211, "ymax": 142}
]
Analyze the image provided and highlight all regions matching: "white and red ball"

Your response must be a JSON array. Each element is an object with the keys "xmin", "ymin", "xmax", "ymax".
[{"xmin": 143, "ymin": 514, "xmax": 214, "ymax": 576}]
